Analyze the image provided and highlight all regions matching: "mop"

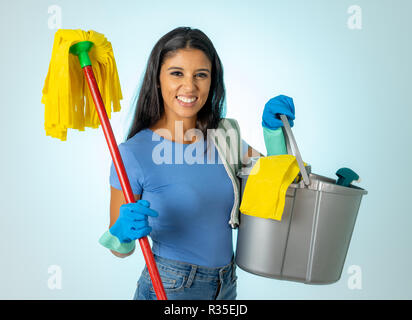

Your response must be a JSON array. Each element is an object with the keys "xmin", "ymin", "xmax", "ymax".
[{"xmin": 41, "ymin": 29, "xmax": 167, "ymax": 300}]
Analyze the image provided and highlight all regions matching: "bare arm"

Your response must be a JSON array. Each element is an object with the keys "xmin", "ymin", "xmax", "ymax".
[
  {"xmin": 247, "ymin": 145, "xmax": 265, "ymax": 158},
  {"xmin": 242, "ymin": 144, "xmax": 265, "ymax": 164},
  {"xmin": 109, "ymin": 186, "xmax": 141, "ymax": 258}
]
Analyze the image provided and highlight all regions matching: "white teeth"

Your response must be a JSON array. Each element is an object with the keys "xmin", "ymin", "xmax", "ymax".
[{"xmin": 177, "ymin": 96, "xmax": 196, "ymax": 103}]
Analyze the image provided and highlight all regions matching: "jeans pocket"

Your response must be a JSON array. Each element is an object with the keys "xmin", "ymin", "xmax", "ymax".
[{"xmin": 135, "ymin": 277, "xmax": 153, "ymax": 300}]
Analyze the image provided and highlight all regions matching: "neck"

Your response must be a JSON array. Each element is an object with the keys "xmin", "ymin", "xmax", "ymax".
[{"xmin": 150, "ymin": 114, "xmax": 199, "ymax": 144}]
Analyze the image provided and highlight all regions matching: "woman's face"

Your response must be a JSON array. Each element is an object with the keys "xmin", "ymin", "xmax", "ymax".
[{"xmin": 158, "ymin": 48, "xmax": 212, "ymax": 124}]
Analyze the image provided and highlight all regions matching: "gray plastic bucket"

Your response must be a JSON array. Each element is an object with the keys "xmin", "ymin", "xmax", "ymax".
[{"xmin": 235, "ymin": 115, "xmax": 368, "ymax": 284}]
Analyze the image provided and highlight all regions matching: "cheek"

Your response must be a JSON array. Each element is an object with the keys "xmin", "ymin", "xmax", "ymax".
[
  {"xmin": 160, "ymin": 82, "xmax": 177, "ymax": 100},
  {"xmin": 200, "ymin": 80, "xmax": 212, "ymax": 99}
]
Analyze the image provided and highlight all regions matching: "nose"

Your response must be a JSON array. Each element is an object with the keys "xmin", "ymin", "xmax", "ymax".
[{"xmin": 181, "ymin": 75, "xmax": 197, "ymax": 91}]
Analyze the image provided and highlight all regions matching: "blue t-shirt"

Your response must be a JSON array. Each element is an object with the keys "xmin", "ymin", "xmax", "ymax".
[{"xmin": 110, "ymin": 128, "xmax": 249, "ymax": 268}]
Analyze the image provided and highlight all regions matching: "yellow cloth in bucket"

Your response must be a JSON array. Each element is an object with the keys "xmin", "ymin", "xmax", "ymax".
[
  {"xmin": 41, "ymin": 29, "xmax": 122, "ymax": 141},
  {"xmin": 239, "ymin": 155, "xmax": 301, "ymax": 221}
]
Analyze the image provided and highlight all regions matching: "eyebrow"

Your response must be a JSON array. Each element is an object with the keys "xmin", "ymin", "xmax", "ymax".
[{"xmin": 167, "ymin": 66, "xmax": 210, "ymax": 73}]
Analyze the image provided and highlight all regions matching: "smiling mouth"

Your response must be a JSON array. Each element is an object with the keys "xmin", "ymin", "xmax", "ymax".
[{"xmin": 176, "ymin": 96, "xmax": 198, "ymax": 103}]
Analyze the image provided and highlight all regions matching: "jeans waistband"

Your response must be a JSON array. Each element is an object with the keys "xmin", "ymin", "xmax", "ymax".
[{"xmin": 151, "ymin": 254, "xmax": 236, "ymax": 282}]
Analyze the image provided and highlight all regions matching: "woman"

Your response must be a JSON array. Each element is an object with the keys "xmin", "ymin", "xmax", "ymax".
[{"xmin": 99, "ymin": 26, "xmax": 295, "ymax": 300}]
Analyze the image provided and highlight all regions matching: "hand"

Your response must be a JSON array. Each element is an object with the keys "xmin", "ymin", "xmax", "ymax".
[
  {"xmin": 109, "ymin": 200, "xmax": 158, "ymax": 243},
  {"xmin": 262, "ymin": 94, "xmax": 295, "ymax": 130}
]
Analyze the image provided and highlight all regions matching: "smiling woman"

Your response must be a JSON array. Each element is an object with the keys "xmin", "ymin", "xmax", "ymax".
[{"xmin": 98, "ymin": 26, "xmax": 283, "ymax": 301}]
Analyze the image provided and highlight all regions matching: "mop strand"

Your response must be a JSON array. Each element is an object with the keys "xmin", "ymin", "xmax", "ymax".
[{"xmin": 41, "ymin": 29, "xmax": 122, "ymax": 141}]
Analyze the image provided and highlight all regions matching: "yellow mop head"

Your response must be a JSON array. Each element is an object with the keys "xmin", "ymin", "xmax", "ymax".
[{"xmin": 41, "ymin": 29, "xmax": 122, "ymax": 141}]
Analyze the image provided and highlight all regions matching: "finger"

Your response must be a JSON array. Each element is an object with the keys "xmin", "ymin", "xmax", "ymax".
[
  {"xmin": 120, "ymin": 203, "xmax": 139, "ymax": 212},
  {"xmin": 137, "ymin": 200, "xmax": 150, "ymax": 208},
  {"xmin": 275, "ymin": 111, "xmax": 295, "ymax": 121},
  {"xmin": 131, "ymin": 226, "xmax": 152, "ymax": 240},
  {"xmin": 262, "ymin": 117, "xmax": 283, "ymax": 130},
  {"xmin": 130, "ymin": 220, "xmax": 149, "ymax": 230},
  {"xmin": 121, "ymin": 200, "xmax": 149, "ymax": 210},
  {"xmin": 121, "ymin": 209, "xmax": 145, "ymax": 221},
  {"xmin": 124, "ymin": 209, "xmax": 158, "ymax": 221},
  {"xmin": 135, "ymin": 203, "xmax": 159, "ymax": 217},
  {"xmin": 122, "ymin": 202, "xmax": 159, "ymax": 218},
  {"xmin": 266, "ymin": 96, "xmax": 295, "ymax": 114}
]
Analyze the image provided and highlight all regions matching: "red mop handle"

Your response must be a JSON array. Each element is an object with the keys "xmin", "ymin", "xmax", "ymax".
[{"xmin": 82, "ymin": 65, "xmax": 167, "ymax": 300}]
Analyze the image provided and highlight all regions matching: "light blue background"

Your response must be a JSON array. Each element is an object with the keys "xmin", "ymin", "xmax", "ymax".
[{"xmin": 1, "ymin": 0, "xmax": 411, "ymax": 299}]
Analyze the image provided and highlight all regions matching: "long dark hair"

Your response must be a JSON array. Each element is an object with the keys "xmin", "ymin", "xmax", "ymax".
[{"xmin": 126, "ymin": 27, "xmax": 226, "ymax": 141}]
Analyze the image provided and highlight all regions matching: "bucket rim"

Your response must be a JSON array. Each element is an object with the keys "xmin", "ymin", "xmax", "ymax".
[{"xmin": 238, "ymin": 171, "xmax": 368, "ymax": 196}]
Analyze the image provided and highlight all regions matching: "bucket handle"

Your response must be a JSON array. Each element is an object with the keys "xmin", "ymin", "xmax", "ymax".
[{"xmin": 280, "ymin": 114, "xmax": 311, "ymax": 186}]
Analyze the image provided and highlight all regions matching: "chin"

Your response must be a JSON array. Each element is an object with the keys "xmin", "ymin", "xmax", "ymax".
[
  {"xmin": 176, "ymin": 112, "xmax": 199, "ymax": 119},
  {"xmin": 175, "ymin": 106, "xmax": 202, "ymax": 118}
]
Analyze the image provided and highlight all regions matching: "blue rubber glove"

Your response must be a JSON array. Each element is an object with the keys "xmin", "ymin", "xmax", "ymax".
[
  {"xmin": 262, "ymin": 94, "xmax": 295, "ymax": 130},
  {"xmin": 109, "ymin": 200, "xmax": 158, "ymax": 243}
]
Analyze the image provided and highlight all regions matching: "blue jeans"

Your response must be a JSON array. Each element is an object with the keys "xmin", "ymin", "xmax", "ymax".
[{"xmin": 133, "ymin": 255, "xmax": 237, "ymax": 300}]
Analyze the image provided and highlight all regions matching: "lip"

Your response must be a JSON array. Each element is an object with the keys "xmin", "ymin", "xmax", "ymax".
[{"xmin": 176, "ymin": 96, "xmax": 198, "ymax": 107}]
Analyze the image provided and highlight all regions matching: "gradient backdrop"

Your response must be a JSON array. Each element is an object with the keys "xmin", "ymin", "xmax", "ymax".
[{"xmin": 1, "ymin": 0, "xmax": 411, "ymax": 299}]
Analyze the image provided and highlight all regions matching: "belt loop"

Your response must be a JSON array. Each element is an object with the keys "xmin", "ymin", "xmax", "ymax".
[
  {"xmin": 219, "ymin": 267, "xmax": 225, "ymax": 283},
  {"xmin": 185, "ymin": 265, "xmax": 197, "ymax": 288}
]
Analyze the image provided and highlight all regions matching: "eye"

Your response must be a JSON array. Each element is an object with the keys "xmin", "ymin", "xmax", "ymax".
[
  {"xmin": 196, "ymin": 73, "xmax": 208, "ymax": 78},
  {"xmin": 170, "ymin": 71, "xmax": 183, "ymax": 76},
  {"xmin": 170, "ymin": 71, "xmax": 208, "ymax": 78}
]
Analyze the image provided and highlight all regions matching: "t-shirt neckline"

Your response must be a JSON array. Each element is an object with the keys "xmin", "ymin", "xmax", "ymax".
[{"xmin": 145, "ymin": 128, "xmax": 203, "ymax": 146}]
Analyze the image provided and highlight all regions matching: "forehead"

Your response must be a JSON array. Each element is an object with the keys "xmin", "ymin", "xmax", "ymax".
[{"xmin": 162, "ymin": 48, "xmax": 211, "ymax": 69}]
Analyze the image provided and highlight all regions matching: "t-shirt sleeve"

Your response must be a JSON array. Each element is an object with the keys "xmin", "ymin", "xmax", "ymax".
[{"xmin": 109, "ymin": 144, "xmax": 144, "ymax": 195}]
